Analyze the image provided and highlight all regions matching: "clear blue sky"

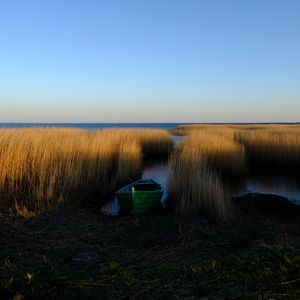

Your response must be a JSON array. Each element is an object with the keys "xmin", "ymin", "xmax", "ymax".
[{"xmin": 0, "ymin": 0, "xmax": 299, "ymax": 122}]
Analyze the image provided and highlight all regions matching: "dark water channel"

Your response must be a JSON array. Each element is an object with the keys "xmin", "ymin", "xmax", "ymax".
[
  {"xmin": 102, "ymin": 135, "xmax": 300, "ymax": 215},
  {"xmin": 142, "ymin": 135, "xmax": 300, "ymax": 206},
  {"xmin": 141, "ymin": 135, "xmax": 183, "ymax": 206},
  {"xmin": 142, "ymin": 162, "xmax": 300, "ymax": 206},
  {"xmin": 243, "ymin": 172, "xmax": 300, "ymax": 205},
  {"xmin": 101, "ymin": 135, "xmax": 182, "ymax": 215}
]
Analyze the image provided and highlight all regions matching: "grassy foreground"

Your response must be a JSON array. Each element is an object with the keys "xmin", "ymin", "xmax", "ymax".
[{"xmin": 1, "ymin": 194, "xmax": 300, "ymax": 299}]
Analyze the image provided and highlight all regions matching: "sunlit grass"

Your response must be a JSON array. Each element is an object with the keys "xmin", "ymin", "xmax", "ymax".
[
  {"xmin": 181, "ymin": 129, "xmax": 247, "ymax": 177},
  {"xmin": 0, "ymin": 128, "xmax": 173, "ymax": 214},
  {"xmin": 172, "ymin": 124, "xmax": 300, "ymax": 171}
]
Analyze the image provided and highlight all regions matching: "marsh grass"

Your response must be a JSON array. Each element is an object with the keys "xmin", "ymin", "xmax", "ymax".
[
  {"xmin": 235, "ymin": 127, "xmax": 300, "ymax": 170},
  {"xmin": 0, "ymin": 128, "xmax": 173, "ymax": 214},
  {"xmin": 172, "ymin": 124, "xmax": 300, "ymax": 172},
  {"xmin": 167, "ymin": 125, "xmax": 250, "ymax": 222},
  {"xmin": 182, "ymin": 129, "xmax": 247, "ymax": 177},
  {"xmin": 191, "ymin": 247, "xmax": 300, "ymax": 298},
  {"xmin": 168, "ymin": 146, "xmax": 234, "ymax": 223},
  {"xmin": 172, "ymin": 123, "xmax": 300, "ymax": 136},
  {"xmin": 167, "ymin": 124, "xmax": 300, "ymax": 221}
]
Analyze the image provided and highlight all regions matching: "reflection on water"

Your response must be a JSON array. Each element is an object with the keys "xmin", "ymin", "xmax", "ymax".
[
  {"xmin": 142, "ymin": 161, "xmax": 300, "ymax": 206},
  {"xmin": 243, "ymin": 172, "xmax": 300, "ymax": 205},
  {"xmin": 142, "ymin": 160, "xmax": 169, "ymax": 206},
  {"xmin": 101, "ymin": 134, "xmax": 181, "ymax": 214},
  {"xmin": 172, "ymin": 135, "xmax": 184, "ymax": 144},
  {"xmin": 141, "ymin": 135, "xmax": 183, "ymax": 206}
]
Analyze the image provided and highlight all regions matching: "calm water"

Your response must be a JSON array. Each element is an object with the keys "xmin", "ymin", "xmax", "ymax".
[
  {"xmin": 0, "ymin": 123, "xmax": 186, "ymax": 130},
  {"xmin": 142, "ymin": 160, "xmax": 169, "ymax": 206},
  {"xmin": 244, "ymin": 172, "xmax": 300, "ymax": 204},
  {"xmin": 142, "ymin": 136, "xmax": 300, "ymax": 205},
  {"xmin": 1, "ymin": 122, "xmax": 299, "ymax": 130},
  {"xmin": 142, "ymin": 162, "xmax": 300, "ymax": 205}
]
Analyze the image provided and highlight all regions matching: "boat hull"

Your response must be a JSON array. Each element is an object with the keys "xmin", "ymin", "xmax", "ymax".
[{"xmin": 115, "ymin": 179, "xmax": 163, "ymax": 215}]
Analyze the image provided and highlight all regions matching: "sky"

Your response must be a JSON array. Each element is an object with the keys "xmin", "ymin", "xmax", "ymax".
[{"xmin": 0, "ymin": 0, "xmax": 299, "ymax": 123}]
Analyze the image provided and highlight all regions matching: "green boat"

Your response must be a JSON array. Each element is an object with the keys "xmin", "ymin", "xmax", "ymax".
[{"xmin": 115, "ymin": 179, "xmax": 164, "ymax": 215}]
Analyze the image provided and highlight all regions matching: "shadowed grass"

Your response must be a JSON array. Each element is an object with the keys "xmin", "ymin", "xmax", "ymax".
[
  {"xmin": 235, "ymin": 127, "xmax": 300, "ymax": 170},
  {"xmin": 168, "ymin": 145, "xmax": 235, "ymax": 222},
  {"xmin": 1, "ymin": 206, "xmax": 300, "ymax": 299},
  {"xmin": 191, "ymin": 247, "xmax": 300, "ymax": 298},
  {"xmin": 168, "ymin": 127, "xmax": 247, "ymax": 222}
]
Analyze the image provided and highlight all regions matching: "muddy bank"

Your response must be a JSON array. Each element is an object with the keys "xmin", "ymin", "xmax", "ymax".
[
  {"xmin": 234, "ymin": 193, "xmax": 300, "ymax": 239},
  {"xmin": 235, "ymin": 193, "xmax": 300, "ymax": 219}
]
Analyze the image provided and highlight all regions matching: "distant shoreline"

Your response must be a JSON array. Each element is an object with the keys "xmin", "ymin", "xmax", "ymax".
[{"xmin": 0, "ymin": 122, "xmax": 300, "ymax": 130}]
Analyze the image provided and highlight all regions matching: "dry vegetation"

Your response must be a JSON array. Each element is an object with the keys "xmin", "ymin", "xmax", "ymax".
[
  {"xmin": 235, "ymin": 127, "xmax": 300, "ymax": 170},
  {"xmin": 0, "ymin": 128, "xmax": 173, "ymax": 214},
  {"xmin": 168, "ymin": 127, "xmax": 244, "ymax": 223},
  {"xmin": 168, "ymin": 124, "xmax": 300, "ymax": 222},
  {"xmin": 168, "ymin": 148, "xmax": 233, "ymax": 222},
  {"xmin": 181, "ymin": 129, "xmax": 247, "ymax": 177},
  {"xmin": 1, "ymin": 124, "xmax": 299, "ymax": 223}
]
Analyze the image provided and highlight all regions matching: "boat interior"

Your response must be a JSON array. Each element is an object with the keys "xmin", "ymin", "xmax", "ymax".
[{"xmin": 118, "ymin": 179, "xmax": 162, "ymax": 192}]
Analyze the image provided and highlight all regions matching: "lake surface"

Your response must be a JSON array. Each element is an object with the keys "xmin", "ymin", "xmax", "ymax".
[
  {"xmin": 142, "ymin": 160, "xmax": 169, "ymax": 206},
  {"xmin": 1, "ymin": 122, "xmax": 299, "ymax": 130},
  {"xmin": 243, "ymin": 172, "xmax": 300, "ymax": 204},
  {"xmin": 0, "ymin": 123, "xmax": 186, "ymax": 130}
]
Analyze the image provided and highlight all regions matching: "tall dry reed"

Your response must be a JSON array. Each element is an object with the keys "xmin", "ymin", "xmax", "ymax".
[
  {"xmin": 96, "ymin": 128, "xmax": 174, "ymax": 157},
  {"xmin": 168, "ymin": 124, "xmax": 300, "ymax": 222},
  {"xmin": 172, "ymin": 123, "xmax": 300, "ymax": 171},
  {"xmin": 181, "ymin": 129, "xmax": 247, "ymax": 177},
  {"xmin": 167, "ymin": 127, "xmax": 246, "ymax": 222},
  {"xmin": 172, "ymin": 123, "xmax": 300, "ymax": 136},
  {"xmin": 0, "ymin": 128, "xmax": 173, "ymax": 214},
  {"xmin": 168, "ymin": 146, "xmax": 234, "ymax": 223},
  {"xmin": 235, "ymin": 127, "xmax": 300, "ymax": 170}
]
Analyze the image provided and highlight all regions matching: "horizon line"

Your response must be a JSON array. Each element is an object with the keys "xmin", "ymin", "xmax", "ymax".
[{"xmin": 1, "ymin": 121, "xmax": 300, "ymax": 125}]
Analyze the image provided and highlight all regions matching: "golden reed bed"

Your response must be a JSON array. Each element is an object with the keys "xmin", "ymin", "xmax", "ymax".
[
  {"xmin": 168, "ymin": 124, "xmax": 300, "ymax": 222},
  {"xmin": 1, "ymin": 124, "xmax": 299, "ymax": 222},
  {"xmin": 0, "ymin": 128, "xmax": 173, "ymax": 215}
]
